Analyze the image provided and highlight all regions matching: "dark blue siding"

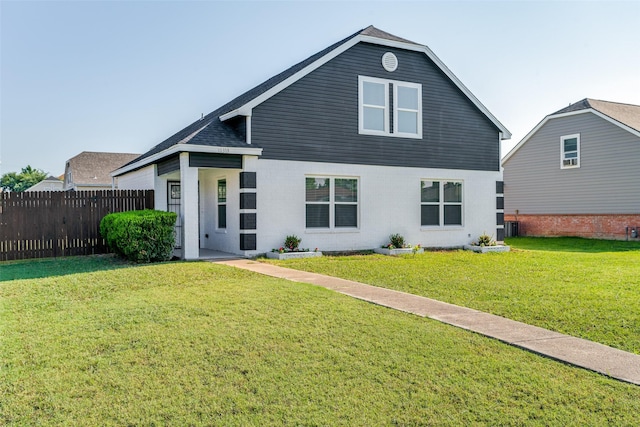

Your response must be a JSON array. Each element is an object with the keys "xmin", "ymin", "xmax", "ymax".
[
  {"xmin": 251, "ymin": 42, "xmax": 500, "ymax": 171},
  {"xmin": 157, "ymin": 155, "xmax": 180, "ymax": 175},
  {"xmin": 190, "ymin": 153, "xmax": 242, "ymax": 169}
]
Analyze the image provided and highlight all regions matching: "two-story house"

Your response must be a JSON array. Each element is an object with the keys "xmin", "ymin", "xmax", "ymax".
[
  {"xmin": 502, "ymin": 98, "xmax": 640, "ymax": 240},
  {"xmin": 112, "ymin": 26, "xmax": 511, "ymax": 259}
]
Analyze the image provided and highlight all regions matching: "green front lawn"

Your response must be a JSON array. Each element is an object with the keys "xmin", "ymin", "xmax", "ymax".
[
  {"xmin": 270, "ymin": 237, "xmax": 640, "ymax": 354},
  {"xmin": 1, "ymin": 256, "xmax": 639, "ymax": 425}
]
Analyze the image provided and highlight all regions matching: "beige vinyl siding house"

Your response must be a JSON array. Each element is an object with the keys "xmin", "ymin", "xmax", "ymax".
[{"xmin": 502, "ymin": 99, "xmax": 640, "ymax": 240}]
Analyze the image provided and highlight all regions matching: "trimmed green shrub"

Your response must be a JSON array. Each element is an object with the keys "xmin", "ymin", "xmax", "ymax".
[{"xmin": 100, "ymin": 210, "xmax": 177, "ymax": 263}]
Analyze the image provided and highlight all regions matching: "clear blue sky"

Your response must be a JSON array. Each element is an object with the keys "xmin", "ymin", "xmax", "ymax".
[{"xmin": 1, "ymin": 0, "xmax": 639, "ymax": 176}]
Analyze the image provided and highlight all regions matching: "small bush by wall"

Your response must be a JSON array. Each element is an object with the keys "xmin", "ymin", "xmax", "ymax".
[{"xmin": 100, "ymin": 210, "xmax": 177, "ymax": 263}]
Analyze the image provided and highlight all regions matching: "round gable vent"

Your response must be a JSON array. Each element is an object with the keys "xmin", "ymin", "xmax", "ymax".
[{"xmin": 382, "ymin": 52, "xmax": 398, "ymax": 72}]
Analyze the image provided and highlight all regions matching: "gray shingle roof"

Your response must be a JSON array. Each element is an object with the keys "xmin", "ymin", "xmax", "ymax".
[
  {"xmin": 359, "ymin": 25, "xmax": 420, "ymax": 45},
  {"xmin": 554, "ymin": 98, "xmax": 640, "ymax": 133},
  {"xmin": 122, "ymin": 25, "xmax": 507, "ymax": 173},
  {"xmin": 126, "ymin": 27, "xmax": 368, "ymax": 167}
]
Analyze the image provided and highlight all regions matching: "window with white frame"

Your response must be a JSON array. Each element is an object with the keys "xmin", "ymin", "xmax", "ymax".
[
  {"xmin": 421, "ymin": 180, "xmax": 463, "ymax": 227},
  {"xmin": 561, "ymin": 134, "xmax": 580, "ymax": 168},
  {"xmin": 306, "ymin": 177, "xmax": 358, "ymax": 229},
  {"xmin": 359, "ymin": 76, "xmax": 422, "ymax": 138},
  {"xmin": 361, "ymin": 79, "xmax": 388, "ymax": 133},
  {"xmin": 217, "ymin": 179, "xmax": 227, "ymax": 229}
]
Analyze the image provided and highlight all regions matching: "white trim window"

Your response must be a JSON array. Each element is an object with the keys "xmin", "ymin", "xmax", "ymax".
[
  {"xmin": 421, "ymin": 180, "xmax": 463, "ymax": 227},
  {"xmin": 217, "ymin": 178, "xmax": 227, "ymax": 229},
  {"xmin": 359, "ymin": 76, "xmax": 422, "ymax": 138},
  {"xmin": 360, "ymin": 77, "xmax": 389, "ymax": 135},
  {"xmin": 306, "ymin": 177, "xmax": 358, "ymax": 229},
  {"xmin": 561, "ymin": 134, "xmax": 580, "ymax": 169}
]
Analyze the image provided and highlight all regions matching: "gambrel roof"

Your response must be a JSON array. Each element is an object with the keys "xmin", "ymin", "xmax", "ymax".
[
  {"xmin": 114, "ymin": 26, "xmax": 510, "ymax": 177},
  {"xmin": 502, "ymin": 98, "xmax": 640, "ymax": 165}
]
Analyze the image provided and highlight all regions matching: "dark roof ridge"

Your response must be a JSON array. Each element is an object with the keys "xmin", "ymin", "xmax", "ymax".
[
  {"xmin": 552, "ymin": 98, "xmax": 590, "ymax": 115},
  {"xmin": 359, "ymin": 25, "xmax": 421, "ymax": 45}
]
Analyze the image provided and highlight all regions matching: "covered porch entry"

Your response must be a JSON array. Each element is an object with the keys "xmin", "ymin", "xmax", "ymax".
[{"xmin": 155, "ymin": 151, "xmax": 258, "ymax": 260}]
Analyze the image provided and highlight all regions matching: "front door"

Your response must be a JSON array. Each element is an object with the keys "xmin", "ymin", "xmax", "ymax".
[{"xmin": 167, "ymin": 181, "xmax": 182, "ymax": 248}]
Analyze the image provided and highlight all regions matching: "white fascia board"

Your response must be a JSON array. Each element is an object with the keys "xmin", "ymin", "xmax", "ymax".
[
  {"xmin": 501, "ymin": 115, "xmax": 550, "ymax": 165},
  {"xmin": 111, "ymin": 144, "xmax": 263, "ymax": 177},
  {"xmin": 394, "ymin": 38, "xmax": 511, "ymax": 140},
  {"xmin": 219, "ymin": 34, "xmax": 511, "ymax": 140},
  {"xmin": 219, "ymin": 107, "xmax": 252, "ymax": 121},
  {"xmin": 218, "ymin": 37, "xmax": 360, "ymax": 122},
  {"xmin": 501, "ymin": 108, "xmax": 640, "ymax": 166},
  {"xmin": 590, "ymin": 109, "xmax": 640, "ymax": 138},
  {"xmin": 359, "ymin": 37, "xmax": 512, "ymax": 140}
]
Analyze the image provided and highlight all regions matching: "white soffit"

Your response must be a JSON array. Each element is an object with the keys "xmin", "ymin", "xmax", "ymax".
[{"xmin": 112, "ymin": 145, "xmax": 263, "ymax": 177}]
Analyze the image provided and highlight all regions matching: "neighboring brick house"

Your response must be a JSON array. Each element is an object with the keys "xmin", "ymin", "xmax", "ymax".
[
  {"xmin": 113, "ymin": 26, "xmax": 511, "ymax": 259},
  {"xmin": 63, "ymin": 151, "xmax": 140, "ymax": 191},
  {"xmin": 502, "ymin": 99, "xmax": 640, "ymax": 240}
]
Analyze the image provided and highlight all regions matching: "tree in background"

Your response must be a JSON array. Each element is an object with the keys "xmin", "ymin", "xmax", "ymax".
[{"xmin": 0, "ymin": 166, "xmax": 48, "ymax": 192}]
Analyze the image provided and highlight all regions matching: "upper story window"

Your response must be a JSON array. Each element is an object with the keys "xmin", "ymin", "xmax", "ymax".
[
  {"xmin": 359, "ymin": 76, "xmax": 422, "ymax": 139},
  {"xmin": 561, "ymin": 134, "xmax": 580, "ymax": 169},
  {"xmin": 361, "ymin": 79, "xmax": 388, "ymax": 133}
]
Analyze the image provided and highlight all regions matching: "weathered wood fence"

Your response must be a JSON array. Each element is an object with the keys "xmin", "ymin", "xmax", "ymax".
[{"xmin": 0, "ymin": 190, "xmax": 154, "ymax": 261}]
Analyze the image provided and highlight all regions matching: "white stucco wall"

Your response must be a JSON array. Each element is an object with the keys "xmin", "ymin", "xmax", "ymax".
[
  {"xmin": 115, "ymin": 165, "xmax": 155, "ymax": 190},
  {"xmin": 198, "ymin": 168, "xmax": 241, "ymax": 254},
  {"xmin": 128, "ymin": 158, "xmax": 500, "ymax": 258},
  {"xmin": 251, "ymin": 159, "xmax": 501, "ymax": 255}
]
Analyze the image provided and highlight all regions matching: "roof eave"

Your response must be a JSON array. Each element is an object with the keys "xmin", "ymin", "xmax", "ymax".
[
  {"xmin": 501, "ymin": 108, "xmax": 640, "ymax": 165},
  {"xmin": 219, "ymin": 108, "xmax": 252, "ymax": 121},
  {"xmin": 218, "ymin": 33, "xmax": 511, "ymax": 139},
  {"xmin": 112, "ymin": 144, "xmax": 263, "ymax": 177}
]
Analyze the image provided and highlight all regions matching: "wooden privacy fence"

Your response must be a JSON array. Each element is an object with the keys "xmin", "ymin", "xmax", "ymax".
[{"xmin": 0, "ymin": 190, "xmax": 154, "ymax": 261}]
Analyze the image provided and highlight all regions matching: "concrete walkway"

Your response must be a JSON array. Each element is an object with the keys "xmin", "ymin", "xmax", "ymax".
[{"xmin": 216, "ymin": 259, "xmax": 640, "ymax": 386}]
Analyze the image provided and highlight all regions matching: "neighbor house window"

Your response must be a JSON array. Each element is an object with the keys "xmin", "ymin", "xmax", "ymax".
[
  {"xmin": 561, "ymin": 134, "xmax": 580, "ymax": 169},
  {"xmin": 217, "ymin": 179, "xmax": 226, "ymax": 229},
  {"xmin": 421, "ymin": 180, "xmax": 463, "ymax": 227},
  {"xmin": 306, "ymin": 177, "xmax": 358, "ymax": 229},
  {"xmin": 359, "ymin": 76, "xmax": 422, "ymax": 138}
]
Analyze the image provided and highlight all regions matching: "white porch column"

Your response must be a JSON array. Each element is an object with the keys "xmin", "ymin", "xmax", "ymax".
[
  {"xmin": 180, "ymin": 152, "xmax": 199, "ymax": 260},
  {"xmin": 153, "ymin": 164, "xmax": 167, "ymax": 211}
]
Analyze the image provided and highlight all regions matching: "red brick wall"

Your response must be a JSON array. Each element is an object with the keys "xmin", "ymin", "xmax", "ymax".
[{"xmin": 504, "ymin": 214, "xmax": 640, "ymax": 240}]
